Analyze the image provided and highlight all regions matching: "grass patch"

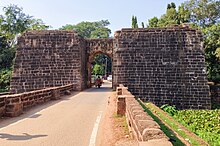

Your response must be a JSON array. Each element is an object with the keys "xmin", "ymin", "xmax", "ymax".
[
  {"xmin": 137, "ymin": 100, "xmax": 185, "ymax": 146},
  {"xmin": 113, "ymin": 113, "xmax": 129, "ymax": 135},
  {"xmin": 145, "ymin": 103, "xmax": 202, "ymax": 146},
  {"xmin": 174, "ymin": 109, "xmax": 220, "ymax": 146}
]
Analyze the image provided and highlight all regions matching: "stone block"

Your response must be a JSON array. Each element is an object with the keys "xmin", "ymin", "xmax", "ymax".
[
  {"xmin": 142, "ymin": 128, "xmax": 168, "ymax": 141},
  {"xmin": 136, "ymin": 120, "xmax": 160, "ymax": 134},
  {"xmin": 117, "ymin": 97, "xmax": 126, "ymax": 115},
  {"xmin": 139, "ymin": 138, "xmax": 172, "ymax": 146},
  {"xmin": 51, "ymin": 89, "xmax": 60, "ymax": 100},
  {"xmin": 5, "ymin": 103, "xmax": 23, "ymax": 117}
]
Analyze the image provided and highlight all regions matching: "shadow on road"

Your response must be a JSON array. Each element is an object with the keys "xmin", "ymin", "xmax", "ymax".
[
  {"xmin": 85, "ymin": 87, "xmax": 112, "ymax": 93},
  {"xmin": 84, "ymin": 81, "xmax": 113, "ymax": 93},
  {"xmin": 0, "ymin": 133, "xmax": 47, "ymax": 141}
]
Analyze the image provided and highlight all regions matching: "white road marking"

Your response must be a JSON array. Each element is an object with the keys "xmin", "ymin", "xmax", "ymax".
[
  {"xmin": 89, "ymin": 111, "xmax": 103, "ymax": 146},
  {"xmin": 0, "ymin": 111, "xmax": 41, "ymax": 131}
]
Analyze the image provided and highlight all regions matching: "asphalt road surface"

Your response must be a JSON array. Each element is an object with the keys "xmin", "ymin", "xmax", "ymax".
[{"xmin": 0, "ymin": 82, "xmax": 112, "ymax": 146}]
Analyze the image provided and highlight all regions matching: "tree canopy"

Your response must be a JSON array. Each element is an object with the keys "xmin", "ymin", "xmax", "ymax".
[
  {"xmin": 0, "ymin": 4, "xmax": 49, "ymax": 91},
  {"xmin": 132, "ymin": 16, "xmax": 138, "ymax": 28},
  {"xmin": 59, "ymin": 20, "xmax": 111, "ymax": 38}
]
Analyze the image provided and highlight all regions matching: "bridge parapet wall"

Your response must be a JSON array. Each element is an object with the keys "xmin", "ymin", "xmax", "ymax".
[
  {"xmin": 116, "ymin": 85, "xmax": 172, "ymax": 145},
  {"xmin": 0, "ymin": 84, "xmax": 76, "ymax": 117}
]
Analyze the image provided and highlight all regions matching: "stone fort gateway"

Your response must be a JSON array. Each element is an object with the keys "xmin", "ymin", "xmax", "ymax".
[{"xmin": 10, "ymin": 25, "xmax": 211, "ymax": 109}]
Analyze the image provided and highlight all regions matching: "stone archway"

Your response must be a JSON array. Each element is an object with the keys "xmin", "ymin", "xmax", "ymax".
[{"xmin": 86, "ymin": 38, "xmax": 113, "ymax": 87}]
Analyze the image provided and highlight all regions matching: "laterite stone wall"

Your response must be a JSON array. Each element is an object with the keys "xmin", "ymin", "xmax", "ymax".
[
  {"xmin": 113, "ymin": 26, "xmax": 211, "ymax": 109},
  {"xmin": 10, "ymin": 30, "xmax": 87, "ymax": 93}
]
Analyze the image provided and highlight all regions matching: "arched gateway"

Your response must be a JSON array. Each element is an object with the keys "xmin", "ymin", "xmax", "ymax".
[
  {"xmin": 10, "ymin": 26, "xmax": 211, "ymax": 109},
  {"xmin": 86, "ymin": 38, "xmax": 113, "ymax": 87}
]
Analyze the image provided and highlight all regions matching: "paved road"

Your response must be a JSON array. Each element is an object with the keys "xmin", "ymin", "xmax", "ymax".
[{"xmin": 0, "ymin": 82, "xmax": 112, "ymax": 146}]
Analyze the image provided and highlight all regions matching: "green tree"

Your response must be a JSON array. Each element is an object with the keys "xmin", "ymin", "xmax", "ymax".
[
  {"xmin": 132, "ymin": 15, "xmax": 138, "ymax": 28},
  {"xmin": 92, "ymin": 54, "xmax": 112, "ymax": 75},
  {"xmin": 0, "ymin": 4, "xmax": 49, "ymax": 47},
  {"xmin": 141, "ymin": 22, "xmax": 145, "ymax": 28},
  {"xmin": 177, "ymin": 4, "xmax": 191, "ymax": 24},
  {"xmin": 0, "ymin": 35, "xmax": 15, "ymax": 68},
  {"xmin": 216, "ymin": 48, "xmax": 220, "ymax": 59},
  {"xmin": 158, "ymin": 3, "xmax": 178, "ymax": 27},
  {"xmin": 92, "ymin": 64, "xmax": 105, "ymax": 75},
  {"xmin": 0, "ymin": 4, "xmax": 49, "ymax": 92},
  {"xmin": 183, "ymin": 0, "xmax": 220, "ymax": 27},
  {"xmin": 59, "ymin": 20, "xmax": 111, "ymax": 38},
  {"xmin": 147, "ymin": 17, "xmax": 159, "ymax": 28},
  {"xmin": 203, "ymin": 24, "xmax": 220, "ymax": 82}
]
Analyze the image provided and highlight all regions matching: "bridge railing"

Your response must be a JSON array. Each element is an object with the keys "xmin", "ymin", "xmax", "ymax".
[
  {"xmin": 0, "ymin": 84, "xmax": 76, "ymax": 117},
  {"xmin": 116, "ymin": 84, "xmax": 172, "ymax": 145}
]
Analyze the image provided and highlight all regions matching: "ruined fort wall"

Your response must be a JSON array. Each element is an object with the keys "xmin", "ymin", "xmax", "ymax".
[
  {"xmin": 113, "ymin": 26, "xmax": 211, "ymax": 109},
  {"xmin": 10, "ymin": 30, "xmax": 86, "ymax": 93}
]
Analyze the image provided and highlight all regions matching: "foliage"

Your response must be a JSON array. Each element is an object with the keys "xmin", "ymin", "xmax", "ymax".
[
  {"xmin": 183, "ymin": 0, "xmax": 220, "ymax": 28},
  {"xmin": 158, "ymin": 7, "xmax": 178, "ymax": 27},
  {"xmin": 59, "ymin": 20, "xmax": 111, "ymax": 38},
  {"xmin": 160, "ymin": 104, "xmax": 178, "ymax": 116},
  {"xmin": 0, "ymin": 4, "xmax": 49, "ymax": 47},
  {"xmin": 147, "ymin": 102, "xmax": 201, "ymax": 145},
  {"xmin": 92, "ymin": 54, "xmax": 112, "ymax": 75},
  {"xmin": 0, "ymin": 35, "xmax": 15, "ymax": 68},
  {"xmin": 132, "ymin": 16, "xmax": 138, "ymax": 28},
  {"xmin": 0, "ymin": 4, "xmax": 49, "ymax": 92},
  {"xmin": 174, "ymin": 109, "xmax": 220, "ymax": 146},
  {"xmin": 203, "ymin": 24, "xmax": 220, "ymax": 82},
  {"xmin": 92, "ymin": 64, "xmax": 104, "ymax": 75},
  {"xmin": 141, "ymin": 22, "xmax": 145, "ymax": 28},
  {"xmin": 216, "ymin": 48, "xmax": 220, "ymax": 59},
  {"xmin": 212, "ymin": 103, "xmax": 220, "ymax": 109},
  {"xmin": 177, "ymin": 4, "xmax": 191, "ymax": 24},
  {"xmin": 147, "ymin": 17, "xmax": 159, "ymax": 28},
  {"xmin": 0, "ymin": 69, "xmax": 12, "ymax": 91},
  {"xmin": 160, "ymin": 103, "xmax": 220, "ymax": 145}
]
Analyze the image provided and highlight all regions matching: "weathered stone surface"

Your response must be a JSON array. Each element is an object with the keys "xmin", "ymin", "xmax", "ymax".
[
  {"xmin": 51, "ymin": 89, "xmax": 60, "ymax": 100},
  {"xmin": 0, "ymin": 84, "xmax": 74, "ymax": 117},
  {"xmin": 10, "ymin": 30, "xmax": 87, "ymax": 93},
  {"xmin": 134, "ymin": 114, "xmax": 154, "ymax": 121},
  {"xmin": 142, "ymin": 128, "xmax": 168, "ymax": 141},
  {"xmin": 117, "ymin": 97, "xmax": 126, "ymax": 115},
  {"xmin": 139, "ymin": 138, "xmax": 173, "ymax": 146},
  {"xmin": 137, "ymin": 120, "xmax": 160, "ymax": 134},
  {"xmin": 10, "ymin": 26, "xmax": 211, "ymax": 109},
  {"xmin": 5, "ymin": 103, "xmax": 23, "ymax": 117},
  {"xmin": 113, "ymin": 27, "xmax": 211, "ymax": 109}
]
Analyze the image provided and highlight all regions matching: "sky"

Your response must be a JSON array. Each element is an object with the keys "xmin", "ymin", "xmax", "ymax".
[{"xmin": 0, "ymin": 0, "xmax": 185, "ymax": 35}]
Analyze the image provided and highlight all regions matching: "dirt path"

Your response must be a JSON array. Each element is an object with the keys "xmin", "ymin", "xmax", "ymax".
[{"xmin": 97, "ymin": 92, "xmax": 138, "ymax": 146}]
